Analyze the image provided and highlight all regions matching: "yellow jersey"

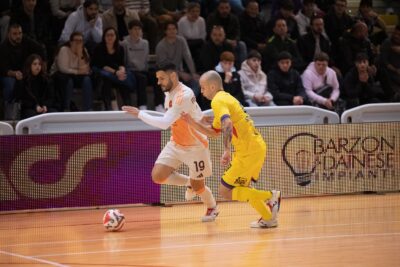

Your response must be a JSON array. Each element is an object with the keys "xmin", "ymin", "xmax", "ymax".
[{"xmin": 211, "ymin": 91, "xmax": 264, "ymax": 154}]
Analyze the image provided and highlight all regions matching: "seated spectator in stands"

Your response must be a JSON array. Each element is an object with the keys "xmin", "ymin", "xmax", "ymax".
[
  {"xmin": 268, "ymin": 51, "xmax": 309, "ymax": 106},
  {"xmin": 356, "ymin": 0, "xmax": 387, "ymax": 46},
  {"xmin": 0, "ymin": 1, "xmax": 11, "ymax": 42},
  {"xmin": 151, "ymin": 0, "xmax": 186, "ymax": 23},
  {"xmin": 301, "ymin": 52, "xmax": 340, "ymax": 111},
  {"xmin": 52, "ymin": 32, "xmax": 93, "ymax": 111},
  {"xmin": 92, "ymin": 27, "xmax": 135, "ymax": 110},
  {"xmin": 338, "ymin": 21, "xmax": 375, "ymax": 75},
  {"xmin": 0, "ymin": 23, "xmax": 46, "ymax": 120},
  {"xmin": 101, "ymin": 0, "xmax": 139, "ymax": 41},
  {"xmin": 262, "ymin": 18, "xmax": 305, "ymax": 72},
  {"xmin": 343, "ymin": 52, "xmax": 383, "ymax": 109},
  {"xmin": 267, "ymin": 0, "xmax": 299, "ymax": 40},
  {"xmin": 121, "ymin": 19, "xmax": 148, "ymax": 110},
  {"xmin": 125, "ymin": 0, "xmax": 158, "ymax": 53},
  {"xmin": 238, "ymin": 50, "xmax": 274, "ymax": 107},
  {"xmin": 199, "ymin": 25, "xmax": 234, "ymax": 72},
  {"xmin": 378, "ymin": 25, "xmax": 400, "ymax": 102},
  {"xmin": 49, "ymin": 0, "xmax": 81, "ymax": 42},
  {"xmin": 59, "ymin": 0, "xmax": 102, "ymax": 52},
  {"xmin": 315, "ymin": 0, "xmax": 335, "ymax": 13},
  {"xmin": 239, "ymin": 0, "xmax": 268, "ymax": 53},
  {"xmin": 324, "ymin": 0, "xmax": 354, "ymax": 62},
  {"xmin": 297, "ymin": 15, "xmax": 331, "ymax": 65},
  {"xmin": 270, "ymin": 0, "xmax": 302, "ymax": 17},
  {"xmin": 295, "ymin": 0, "xmax": 319, "ymax": 36},
  {"xmin": 155, "ymin": 21, "xmax": 200, "ymax": 111},
  {"xmin": 215, "ymin": 51, "xmax": 247, "ymax": 107},
  {"xmin": 206, "ymin": 0, "xmax": 247, "ymax": 65},
  {"xmin": 16, "ymin": 54, "xmax": 58, "ymax": 119},
  {"xmin": 178, "ymin": 2, "xmax": 206, "ymax": 71}
]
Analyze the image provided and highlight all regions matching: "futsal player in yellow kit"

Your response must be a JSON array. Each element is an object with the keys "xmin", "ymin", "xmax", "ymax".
[{"xmin": 182, "ymin": 70, "xmax": 282, "ymax": 228}]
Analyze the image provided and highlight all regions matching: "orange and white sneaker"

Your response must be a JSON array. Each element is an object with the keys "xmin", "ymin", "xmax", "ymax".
[{"xmin": 201, "ymin": 206, "xmax": 219, "ymax": 222}]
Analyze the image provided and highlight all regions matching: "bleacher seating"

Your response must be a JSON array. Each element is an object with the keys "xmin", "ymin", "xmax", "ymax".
[
  {"xmin": 341, "ymin": 103, "xmax": 400, "ymax": 123},
  {"xmin": 0, "ymin": 122, "xmax": 14, "ymax": 135}
]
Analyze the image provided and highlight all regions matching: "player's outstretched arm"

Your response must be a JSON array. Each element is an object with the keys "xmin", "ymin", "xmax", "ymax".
[
  {"xmin": 181, "ymin": 112, "xmax": 220, "ymax": 138},
  {"xmin": 122, "ymin": 105, "xmax": 176, "ymax": 130}
]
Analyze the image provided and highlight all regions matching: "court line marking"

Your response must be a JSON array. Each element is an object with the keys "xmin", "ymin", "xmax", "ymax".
[
  {"xmin": 0, "ymin": 250, "xmax": 69, "ymax": 267},
  {"xmin": 32, "ymin": 232, "xmax": 400, "ymax": 258},
  {"xmin": 2, "ymin": 220, "xmax": 400, "ymax": 248}
]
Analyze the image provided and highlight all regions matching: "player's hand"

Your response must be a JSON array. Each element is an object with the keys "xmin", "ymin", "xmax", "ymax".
[
  {"xmin": 122, "ymin": 106, "xmax": 140, "ymax": 117},
  {"xmin": 221, "ymin": 150, "xmax": 231, "ymax": 166},
  {"xmin": 200, "ymin": 115, "xmax": 213, "ymax": 125}
]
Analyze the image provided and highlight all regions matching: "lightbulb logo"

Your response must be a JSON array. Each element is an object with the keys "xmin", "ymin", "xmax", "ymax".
[{"xmin": 282, "ymin": 133, "xmax": 318, "ymax": 186}]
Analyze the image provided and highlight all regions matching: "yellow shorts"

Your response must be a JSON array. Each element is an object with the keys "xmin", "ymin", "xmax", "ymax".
[{"xmin": 222, "ymin": 137, "xmax": 267, "ymax": 188}]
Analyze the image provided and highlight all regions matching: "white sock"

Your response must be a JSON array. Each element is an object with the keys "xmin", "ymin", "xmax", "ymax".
[
  {"xmin": 165, "ymin": 172, "xmax": 191, "ymax": 186},
  {"xmin": 198, "ymin": 186, "xmax": 216, "ymax": 209}
]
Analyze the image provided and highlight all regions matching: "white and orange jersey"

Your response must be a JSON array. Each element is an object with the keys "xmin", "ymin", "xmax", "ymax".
[{"xmin": 138, "ymin": 82, "xmax": 208, "ymax": 148}]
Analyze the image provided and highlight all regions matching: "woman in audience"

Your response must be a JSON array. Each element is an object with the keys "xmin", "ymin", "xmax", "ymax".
[
  {"xmin": 92, "ymin": 27, "xmax": 135, "ymax": 110},
  {"xmin": 52, "ymin": 31, "xmax": 93, "ymax": 111},
  {"xmin": 17, "ymin": 54, "xmax": 58, "ymax": 119}
]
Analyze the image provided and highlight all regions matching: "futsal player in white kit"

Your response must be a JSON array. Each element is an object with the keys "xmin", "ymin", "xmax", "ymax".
[{"xmin": 122, "ymin": 63, "xmax": 218, "ymax": 222}]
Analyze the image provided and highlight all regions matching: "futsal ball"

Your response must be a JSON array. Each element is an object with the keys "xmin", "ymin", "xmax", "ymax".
[{"xmin": 103, "ymin": 209, "xmax": 125, "ymax": 231}]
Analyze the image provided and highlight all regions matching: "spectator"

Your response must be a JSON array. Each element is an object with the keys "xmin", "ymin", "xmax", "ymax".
[
  {"xmin": 338, "ymin": 21, "xmax": 375, "ymax": 75},
  {"xmin": 178, "ymin": 2, "xmax": 206, "ymax": 71},
  {"xmin": 151, "ymin": 0, "xmax": 186, "ymax": 23},
  {"xmin": 302, "ymin": 52, "xmax": 340, "ymax": 110},
  {"xmin": 16, "ymin": 54, "xmax": 58, "ymax": 119},
  {"xmin": 295, "ymin": 0, "xmax": 319, "ymax": 36},
  {"xmin": 215, "ymin": 51, "xmax": 247, "ymax": 107},
  {"xmin": 262, "ymin": 18, "xmax": 304, "ymax": 72},
  {"xmin": 101, "ymin": 0, "xmax": 139, "ymax": 41},
  {"xmin": 199, "ymin": 25, "xmax": 234, "ymax": 72},
  {"xmin": 343, "ymin": 52, "xmax": 383, "ymax": 109},
  {"xmin": 270, "ymin": 0, "xmax": 303, "ymax": 16},
  {"xmin": 121, "ymin": 19, "xmax": 149, "ymax": 110},
  {"xmin": 297, "ymin": 15, "xmax": 331, "ymax": 65},
  {"xmin": 356, "ymin": 0, "xmax": 387, "ymax": 46},
  {"xmin": 52, "ymin": 31, "xmax": 93, "ymax": 111},
  {"xmin": 49, "ymin": 0, "xmax": 81, "ymax": 42},
  {"xmin": 324, "ymin": 0, "xmax": 354, "ymax": 61},
  {"xmin": 92, "ymin": 27, "xmax": 135, "ymax": 110},
  {"xmin": 0, "ymin": 1, "xmax": 11, "ymax": 42},
  {"xmin": 239, "ymin": 0, "xmax": 268, "ymax": 53},
  {"xmin": 206, "ymin": 0, "xmax": 247, "ymax": 65},
  {"xmin": 315, "ymin": 0, "xmax": 335, "ymax": 13},
  {"xmin": 239, "ymin": 50, "xmax": 274, "ymax": 107},
  {"xmin": 0, "ymin": 23, "xmax": 46, "ymax": 120},
  {"xmin": 378, "ymin": 25, "xmax": 400, "ymax": 102},
  {"xmin": 155, "ymin": 21, "xmax": 200, "ymax": 110},
  {"xmin": 125, "ymin": 0, "xmax": 158, "ymax": 53},
  {"xmin": 59, "ymin": 0, "xmax": 102, "ymax": 52},
  {"xmin": 267, "ymin": 0, "xmax": 299, "ymax": 41},
  {"xmin": 268, "ymin": 51, "xmax": 309, "ymax": 106}
]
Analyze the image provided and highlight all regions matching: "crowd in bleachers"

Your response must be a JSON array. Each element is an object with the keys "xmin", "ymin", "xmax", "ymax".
[{"xmin": 0, "ymin": 0, "xmax": 399, "ymax": 120}]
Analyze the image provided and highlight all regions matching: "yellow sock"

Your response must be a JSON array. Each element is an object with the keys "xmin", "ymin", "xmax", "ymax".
[{"xmin": 232, "ymin": 187, "xmax": 273, "ymax": 221}]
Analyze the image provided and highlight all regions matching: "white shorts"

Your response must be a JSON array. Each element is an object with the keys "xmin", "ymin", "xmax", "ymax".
[{"xmin": 156, "ymin": 141, "xmax": 212, "ymax": 179}]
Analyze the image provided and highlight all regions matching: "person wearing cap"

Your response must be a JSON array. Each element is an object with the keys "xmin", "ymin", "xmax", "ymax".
[
  {"xmin": 238, "ymin": 50, "xmax": 275, "ymax": 107},
  {"xmin": 343, "ymin": 52, "xmax": 383, "ymax": 109},
  {"xmin": 268, "ymin": 51, "xmax": 309, "ymax": 106},
  {"xmin": 215, "ymin": 51, "xmax": 247, "ymax": 107}
]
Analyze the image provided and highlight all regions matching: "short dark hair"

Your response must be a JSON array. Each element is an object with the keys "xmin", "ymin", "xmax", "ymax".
[
  {"xmin": 310, "ymin": 15, "xmax": 324, "ymax": 25},
  {"xmin": 314, "ymin": 52, "xmax": 330, "ymax": 62},
  {"xmin": 277, "ymin": 51, "xmax": 292, "ymax": 61},
  {"xmin": 280, "ymin": 0, "xmax": 294, "ymax": 11},
  {"xmin": 83, "ymin": 0, "xmax": 99, "ymax": 8},
  {"xmin": 355, "ymin": 52, "xmax": 369, "ymax": 62},
  {"xmin": 187, "ymin": 2, "xmax": 200, "ymax": 11},
  {"xmin": 8, "ymin": 23, "xmax": 22, "ymax": 32},
  {"xmin": 128, "ymin": 19, "xmax": 143, "ymax": 29},
  {"xmin": 156, "ymin": 62, "xmax": 177, "ymax": 73}
]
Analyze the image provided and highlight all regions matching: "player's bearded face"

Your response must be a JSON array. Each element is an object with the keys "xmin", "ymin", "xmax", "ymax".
[{"xmin": 156, "ymin": 72, "xmax": 174, "ymax": 92}]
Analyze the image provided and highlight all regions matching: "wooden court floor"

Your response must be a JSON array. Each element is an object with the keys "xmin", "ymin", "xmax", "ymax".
[{"xmin": 1, "ymin": 193, "xmax": 399, "ymax": 267}]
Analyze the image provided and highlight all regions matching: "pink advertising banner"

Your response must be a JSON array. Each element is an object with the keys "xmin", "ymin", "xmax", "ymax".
[{"xmin": 0, "ymin": 132, "xmax": 161, "ymax": 212}]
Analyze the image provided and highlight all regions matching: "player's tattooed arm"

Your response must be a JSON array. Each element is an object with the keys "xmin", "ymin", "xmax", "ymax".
[{"xmin": 220, "ymin": 117, "xmax": 232, "ymax": 166}]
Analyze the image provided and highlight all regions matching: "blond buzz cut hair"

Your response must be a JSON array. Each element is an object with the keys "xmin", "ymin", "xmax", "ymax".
[{"xmin": 200, "ymin": 70, "xmax": 223, "ymax": 89}]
